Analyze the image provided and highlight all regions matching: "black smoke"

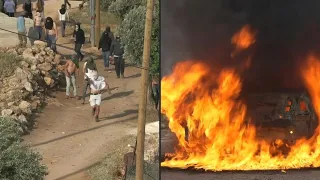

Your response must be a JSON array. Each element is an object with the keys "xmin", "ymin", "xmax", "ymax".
[{"xmin": 161, "ymin": 0, "xmax": 320, "ymax": 93}]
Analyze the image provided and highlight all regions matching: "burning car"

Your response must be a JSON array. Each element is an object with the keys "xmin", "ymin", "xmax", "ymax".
[{"xmin": 248, "ymin": 92, "xmax": 318, "ymax": 155}]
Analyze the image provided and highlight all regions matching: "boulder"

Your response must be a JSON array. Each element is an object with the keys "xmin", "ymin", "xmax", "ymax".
[
  {"xmin": 44, "ymin": 76, "xmax": 54, "ymax": 86},
  {"xmin": 22, "ymin": 48, "xmax": 35, "ymax": 60},
  {"xmin": 1, "ymin": 109, "xmax": 13, "ymax": 117},
  {"xmin": 37, "ymin": 62, "xmax": 52, "ymax": 72},
  {"xmin": 24, "ymin": 81, "xmax": 33, "ymax": 92},
  {"xmin": 19, "ymin": 101, "xmax": 32, "ymax": 114},
  {"xmin": 54, "ymin": 54, "xmax": 61, "ymax": 65},
  {"xmin": 18, "ymin": 114, "xmax": 28, "ymax": 125},
  {"xmin": 10, "ymin": 105, "xmax": 21, "ymax": 114},
  {"xmin": 34, "ymin": 40, "xmax": 47, "ymax": 49}
]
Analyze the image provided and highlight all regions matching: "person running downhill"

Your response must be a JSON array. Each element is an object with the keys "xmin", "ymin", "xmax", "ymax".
[
  {"xmin": 79, "ymin": 56, "xmax": 97, "ymax": 103},
  {"xmin": 58, "ymin": 4, "xmax": 69, "ymax": 37},
  {"xmin": 98, "ymin": 26, "xmax": 114, "ymax": 71},
  {"xmin": 73, "ymin": 23, "xmax": 85, "ymax": 61},
  {"xmin": 88, "ymin": 71, "xmax": 111, "ymax": 122},
  {"xmin": 64, "ymin": 54, "xmax": 80, "ymax": 99},
  {"xmin": 109, "ymin": 36, "xmax": 125, "ymax": 78}
]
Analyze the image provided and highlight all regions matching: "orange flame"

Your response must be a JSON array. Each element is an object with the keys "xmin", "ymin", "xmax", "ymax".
[
  {"xmin": 161, "ymin": 38, "xmax": 320, "ymax": 171},
  {"xmin": 231, "ymin": 25, "xmax": 257, "ymax": 58}
]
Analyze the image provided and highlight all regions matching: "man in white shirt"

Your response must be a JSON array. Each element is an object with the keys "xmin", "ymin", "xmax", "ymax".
[
  {"xmin": 58, "ymin": 4, "xmax": 69, "ymax": 37},
  {"xmin": 89, "ymin": 71, "xmax": 111, "ymax": 122}
]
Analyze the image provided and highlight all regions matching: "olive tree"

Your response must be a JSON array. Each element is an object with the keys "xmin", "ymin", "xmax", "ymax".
[{"xmin": 116, "ymin": 0, "xmax": 159, "ymax": 75}]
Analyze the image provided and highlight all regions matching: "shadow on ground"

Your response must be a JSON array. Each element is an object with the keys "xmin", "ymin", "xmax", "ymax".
[
  {"xmin": 102, "ymin": 90, "xmax": 134, "ymax": 101},
  {"xmin": 30, "ymin": 115, "xmax": 138, "ymax": 147},
  {"xmin": 100, "ymin": 109, "xmax": 138, "ymax": 121}
]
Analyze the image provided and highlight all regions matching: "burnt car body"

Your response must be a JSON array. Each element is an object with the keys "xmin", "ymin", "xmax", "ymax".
[{"xmin": 247, "ymin": 93, "xmax": 318, "ymax": 146}]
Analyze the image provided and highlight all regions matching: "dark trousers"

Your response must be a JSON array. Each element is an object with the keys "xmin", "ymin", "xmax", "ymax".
[
  {"xmin": 75, "ymin": 43, "xmax": 84, "ymax": 60},
  {"xmin": 114, "ymin": 56, "xmax": 124, "ymax": 77},
  {"xmin": 35, "ymin": 26, "xmax": 42, "ymax": 40},
  {"xmin": 7, "ymin": 12, "xmax": 14, "ymax": 17},
  {"xmin": 82, "ymin": 79, "xmax": 90, "ymax": 101},
  {"xmin": 25, "ymin": 12, "xmax": 33, "ymax": 19},
  {"xmin": 61, "ymin": 21, "xmax": 66, "ymax": 37},
  {"xmin": 152, "ymin": 84, "xmax": 159, "ymax": 109}
]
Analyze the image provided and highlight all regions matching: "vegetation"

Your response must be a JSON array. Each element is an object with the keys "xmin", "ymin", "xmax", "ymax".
[
  {"xmin": 116, "ymin": 0, "xmax": 160, "ymax": 76},
  {"xmin": 68, "ymin": 7, "xmax": 121, "ymax": 33},
  {"xmin": 0, "ymin": 53, "xmax": 22, "ymax": 78},
  {"xmin": 108, "ymin": 0, "xmax": 143, "ymax": 19},
  {"xmin": 0, "ymin": 117, "xmax": 47, "ymax": 180}
]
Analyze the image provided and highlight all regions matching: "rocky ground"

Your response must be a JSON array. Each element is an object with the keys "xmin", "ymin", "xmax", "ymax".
[
  {"xmin": 0, "ymin": 0, "xmax": 160, "ymax": 179},
  {"xmin": 0, "ymin": 41, "xmax": 64, "ymax": 133}
]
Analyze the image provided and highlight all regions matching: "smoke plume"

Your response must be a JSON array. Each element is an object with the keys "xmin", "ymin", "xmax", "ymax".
[{"xmin": 161, "ymin": 0, "xmax": 320, "ymax": 92}]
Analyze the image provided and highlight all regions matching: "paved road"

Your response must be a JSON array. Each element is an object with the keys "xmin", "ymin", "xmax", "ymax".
[{"xmin": 161, "ymin": 168, "xmax": 320, "ymax": 180}]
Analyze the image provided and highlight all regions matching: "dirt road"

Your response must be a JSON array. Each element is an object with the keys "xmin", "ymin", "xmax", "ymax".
[{"xmin": 20, "ymin": 1, "xmax": 147, "ymax": 180}]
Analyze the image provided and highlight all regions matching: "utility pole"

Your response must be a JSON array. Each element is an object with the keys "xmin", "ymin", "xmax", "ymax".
[
  {"xmin": 135, "ymin": 0, "xmax": 154, "ymax": 179},
  {"xmin": 90, "ymin": 0, "xmax": 95, "ymax": 47},
  {"xmin": 95, "ymin": 0, "xmax": 100, "ymax": 47}
]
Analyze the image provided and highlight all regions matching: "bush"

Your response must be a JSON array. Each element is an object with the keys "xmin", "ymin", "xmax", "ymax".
[
  {"xmin": 0, "ymin": 53, "xmax": 22, "ymax": 78},
  {"xmin": 0, "ymin": 117, "xmax": 47, "ymax": 180},
  {"xmin": 108, "ymin": 0, "xmax": 143, "ymax": 19},
  {"xmin": 117, "ymin": 1, "xmax": 159, "ymax": 76},
  {"xmin": 100, "ymin": 0, "xmax": 116, "ymax": 11}
]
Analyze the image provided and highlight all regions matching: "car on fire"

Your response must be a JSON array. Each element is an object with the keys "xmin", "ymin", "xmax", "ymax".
[{"xmin": 248, "ymin": 92, "xmax": 318, "ymax": 153}]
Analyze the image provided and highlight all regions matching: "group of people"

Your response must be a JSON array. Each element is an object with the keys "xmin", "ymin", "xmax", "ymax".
[
  {"xmin": 3, "ymin": 0, "xmax": 155, "ymax": 119},
  {"xmin": 98, "ymin": 26, "xmax": 125, "ymax": 78},
  {"xmin": 64, "ymin": 55, "xmax": 112, "ymax": 122},
  {"xmin": 2, "ymin": 0, "xmax": 44, "ymax": 17}
]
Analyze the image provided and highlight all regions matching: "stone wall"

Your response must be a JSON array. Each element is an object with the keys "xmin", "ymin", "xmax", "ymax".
[{"xmin": 0, "ymin": 41, "xmax": 64, "ymax": 133}]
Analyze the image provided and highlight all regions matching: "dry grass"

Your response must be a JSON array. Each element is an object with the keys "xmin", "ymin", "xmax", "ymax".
[
  {"xmin": 87, "ymin": 108, "xmax": 159, "ymax": 180},
  {"xmin": 0, "ymin": 52, "xmax": 22, "ymax": 78},
  {"xmin": 69, "ymin": 7, "xmax": 121, "ymax": 33}
]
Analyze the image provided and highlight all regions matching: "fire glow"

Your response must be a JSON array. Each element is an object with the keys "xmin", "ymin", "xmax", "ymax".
[{"xmin": 161, "ymin": 25, "xmax": 320, "ymax": 171}]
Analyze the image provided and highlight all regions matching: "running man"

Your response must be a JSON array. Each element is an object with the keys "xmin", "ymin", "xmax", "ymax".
[
  {"xmin": 88, "ymin": 71, "xmax": 111, "ymax": 122},
  {"xmin": 80, "ymin": 56, "xmax": 97, "ymax": 103},
  {"xmin": 64, "ymin": 54, "xmax": 80, "ymax": 99}
]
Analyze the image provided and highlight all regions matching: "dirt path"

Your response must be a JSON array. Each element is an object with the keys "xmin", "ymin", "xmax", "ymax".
[{"xmin": 21, "ymin": 1, "xmax": 144, "ymax": 180}]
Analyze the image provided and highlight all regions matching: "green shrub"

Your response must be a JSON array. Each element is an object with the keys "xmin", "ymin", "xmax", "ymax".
[
  {"xmin": 0, "ymin": 53, "xmax": 22, "ymax": 78},
  {"xmin": 100, "ymin": 0, "xmax": 116, "ymax": 11},
  {"xmin": 117, "ymin": 1, "xmax": 159, "ymax": 76},
  {"xmin": 108, "ymin": 0, "xmax": 143, "ymax": 19},
  {"xmin": 0, "ymin": 117, "xmax": 48, "ymax": 180}
]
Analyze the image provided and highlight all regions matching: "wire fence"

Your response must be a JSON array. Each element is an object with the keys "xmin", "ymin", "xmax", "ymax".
[{"xmin": 0, "ymin": 18, "xmax": 149, "ymax": 71}]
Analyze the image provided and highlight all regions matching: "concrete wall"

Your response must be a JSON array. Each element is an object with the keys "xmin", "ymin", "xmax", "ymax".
[{"xmin": 0, "ymin": 13, "xmax": 35, "ymax": 47}]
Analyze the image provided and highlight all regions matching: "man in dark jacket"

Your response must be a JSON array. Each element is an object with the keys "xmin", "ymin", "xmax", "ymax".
[
  {"xmin": 98, "ymin": 26, "xmax": 114, "ymax": 71},
  {"xmin": 23, "ymin": 0, "xmax": 33, "ymax": 19},
  {"xmin": 73, "ymin": 23, "xmax": 85, "ymax": 61},
  {"xmin": 110, "ymin": 36, "xmax": 125, "ymax": 78}
]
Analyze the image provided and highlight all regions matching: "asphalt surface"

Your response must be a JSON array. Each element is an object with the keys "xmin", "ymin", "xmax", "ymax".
[{"xmin": 161, "ymin": 168, "xmax": 320, "ymax": 180}]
